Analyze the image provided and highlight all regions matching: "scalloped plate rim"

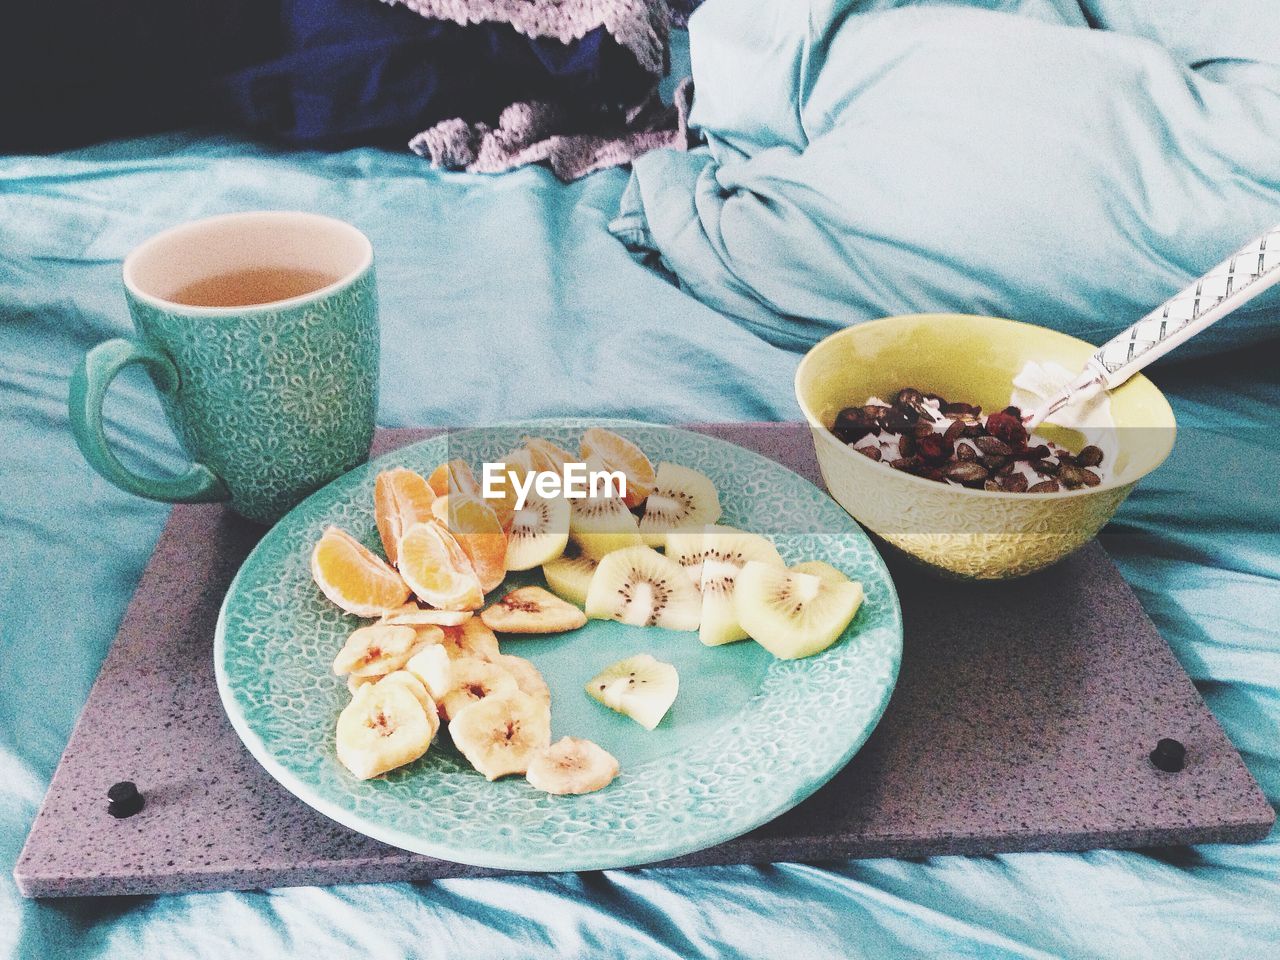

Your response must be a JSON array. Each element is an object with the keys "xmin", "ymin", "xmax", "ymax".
[{"xmin": 214, "ymin": 419, "xmax": 903, "ymax": 872}]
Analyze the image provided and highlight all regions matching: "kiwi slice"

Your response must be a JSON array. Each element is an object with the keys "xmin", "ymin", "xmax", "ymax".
[
  {"xmin": 542, "ymin": 545, "xmax": 599, "ymax": 607},
  {"xmin": 789, "ymin": 560, "xmax": 850, "ymax": 586},
  {"xmin": 586, "ymin": 654, "xmax": 679, "ymax": 730},
  {"xmin": 637, "ymin": 463, "xmax": 722, "ymax": 547},
  {"xmin": 664, "ymin": 523, "xmax": 737, "ymax": 587},
  {"xmin": 734, "ymin": 562, "xmax": 863, "ymax": 659},
  {"xmin": 697, "ymin": 530, "xmax": 785, "ymax": 646},
  {"xmin": 505, "ymin": 493, "xmax": 570, "ymax": 571},
  {"xmin": 569, "ymin": 494, "xmax": 642, "ymax": 559},
  {"xmin": 584, "ymin": 545, "xmax": 702, "ymax": 631}
]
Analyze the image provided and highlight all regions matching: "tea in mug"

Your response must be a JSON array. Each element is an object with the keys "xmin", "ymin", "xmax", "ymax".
[{"xmin": 168, "ymin": 267, "xmax": 339, "ymax": 307}]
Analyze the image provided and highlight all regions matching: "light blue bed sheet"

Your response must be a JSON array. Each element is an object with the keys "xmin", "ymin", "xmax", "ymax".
[
  {"xmin": 2, "ymin": 95, "xmax": 1279, "ymax": 960},
  {"xmin": 616, "ymin": 0, "xmax": 1280, "ymax": 354}
]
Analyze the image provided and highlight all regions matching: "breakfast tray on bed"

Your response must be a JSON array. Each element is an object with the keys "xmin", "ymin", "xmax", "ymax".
[{"xmin": 15, "ymin": 422, "xmax": 1273, "ymax": 897}]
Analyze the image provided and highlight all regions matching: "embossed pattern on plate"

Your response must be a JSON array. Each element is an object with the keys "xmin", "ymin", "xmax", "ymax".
[{"xmin": 215, "ymin": 420, "xmax": 902, "ymax": 871}]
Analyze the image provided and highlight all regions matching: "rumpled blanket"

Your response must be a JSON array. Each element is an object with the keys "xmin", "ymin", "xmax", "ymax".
[
  {"xmin": 393, "ymin": 0, "xmax": 697, "ymax": 178},
  {"xmin": 413, "ymin": 78, "xmax": 694, "ymax": 181},
  {"xmin": 612, "ymin": 0, "xmax": 1280, "ymax": 352},
  {"xmin": 216, "ymin": 0, "xmax": 651, "ymax": 147},
  {"xmin": 211, "ymin": 0, "xmax": 697, "ymax": 179}
]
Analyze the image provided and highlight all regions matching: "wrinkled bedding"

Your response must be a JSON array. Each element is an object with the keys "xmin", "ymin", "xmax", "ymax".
[
  {"xmin": 2, "ymin": 21, "xmax": 1279, "ymax": 960},
  {"xmin": 615, "ymin": 0, "xmax": 1280, "ymax": 352}
]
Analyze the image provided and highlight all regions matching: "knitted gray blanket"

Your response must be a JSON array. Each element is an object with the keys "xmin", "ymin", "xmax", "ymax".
[{"xmin": 382, "ymin": 0, "xmax": 696, "ymax": 180}]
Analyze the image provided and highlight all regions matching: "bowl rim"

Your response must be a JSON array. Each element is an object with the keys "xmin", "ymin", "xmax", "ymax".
[{"xmin": 793, "ymin": 312, "xmax": 1177, "ymax": 501}]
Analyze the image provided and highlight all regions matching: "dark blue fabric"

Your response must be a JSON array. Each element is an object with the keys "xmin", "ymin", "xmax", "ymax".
[
  {"xmin": 0, "ymin": 0, "xmax": 278, "ymax": 151},
  {"xmin": 212, "ymin": 0, "xmax": 655, "ymax": 147},
  {"xmin": 0, "ymin": 0, "xmax": 655, "ymax": 152}
]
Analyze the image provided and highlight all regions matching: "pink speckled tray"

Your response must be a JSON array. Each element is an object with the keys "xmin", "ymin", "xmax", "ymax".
[{"xmin": 14, "ymin": 423, "xmax": 1273, "ymax": 897}]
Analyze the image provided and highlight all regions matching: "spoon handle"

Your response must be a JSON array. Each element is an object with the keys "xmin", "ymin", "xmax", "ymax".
[
  {"xmin": 1023, "ymin": 225, "xmax": 1280, "ymax": 428},
  {"xmin": 1091, "ymin": 224, "xmax": 1280, "ymax": 388}
]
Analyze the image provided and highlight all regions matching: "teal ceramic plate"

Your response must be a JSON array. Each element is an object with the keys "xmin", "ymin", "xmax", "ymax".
[{"xmin": 215, "ymin": 420, "xmax": 902, "ymax": 871}]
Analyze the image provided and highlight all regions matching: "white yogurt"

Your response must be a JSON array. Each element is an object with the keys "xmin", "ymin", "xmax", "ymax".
[{"xmin": 1010, "ymin": 361, "xmax": 1118, "ymax": 465}]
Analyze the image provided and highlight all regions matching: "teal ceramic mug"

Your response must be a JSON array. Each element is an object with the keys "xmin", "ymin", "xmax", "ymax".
[{"xmin": 70, "ymin": 211, "xmax": 379, "ymax": 524}]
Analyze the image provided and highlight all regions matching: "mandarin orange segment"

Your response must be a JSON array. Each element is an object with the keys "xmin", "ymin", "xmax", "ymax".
[
  {"xmin": 427, "ymin": 459, "xmax": 481, "ymax": 499},
  {"xmin": 427, "ymin": 464, "xmax": 450, "ymax": 498},
  {"xmin": 397, "ymin": 519, "xmax": 485, "ymax": 611},
  {"xmin": 430, "ymin": 494, "xmax": 451, "ymax": 524},
  {"xmin": 374, "ymin": 467, "xmax": 436, "ymax": 565},
  {"xmin": 311, "ymin": 526, "xmax": 412, "ymax": 617},
  {"xmin": 446, "ymin": 494, "xmax": 508, "ymax": 593},
  {"xmin": 524, "ymin": 436, "xmax": 576, "ymax": 473},
  {"xmin": 580, "ymin": 427, "xmax": 656, "ymax": 508}
]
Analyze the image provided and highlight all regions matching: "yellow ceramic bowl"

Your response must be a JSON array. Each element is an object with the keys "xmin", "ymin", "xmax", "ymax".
[{"xmin": 794, "ymin": 314, "xmax": 1176, "ymax": 579}]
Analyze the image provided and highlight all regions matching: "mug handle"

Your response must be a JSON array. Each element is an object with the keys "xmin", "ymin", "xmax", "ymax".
[{"xmin": 69, "ymin": 338, "xmax": 230, "ymax": 503}]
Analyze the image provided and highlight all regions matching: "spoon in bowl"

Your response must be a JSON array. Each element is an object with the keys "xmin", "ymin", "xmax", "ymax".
[{"xmin": 1024, "ymin": 224, "xmax": 1280, "ymax": 429}]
